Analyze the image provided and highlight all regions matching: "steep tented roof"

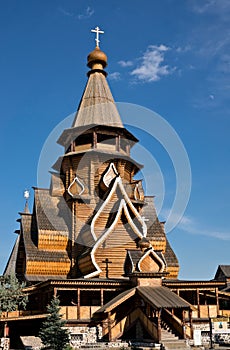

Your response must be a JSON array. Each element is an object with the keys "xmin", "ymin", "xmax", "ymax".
[
  {"xmin": 143, "ymin": 197, "xmax": 165, "ymax": 241},
  {"xmin": 34, "ymin": 188, "xmax": 69, "ymax": 233},
  {"xmin": 165, "ymin": 240, "xmax": 179, "ymax": 267},
  {"xmin": 72, "ymin": 71, "xmax": 124, "ymax": 129},
  {"xmin": 3, "ymin": 234, "xmax": 20, "ymax": 275}
]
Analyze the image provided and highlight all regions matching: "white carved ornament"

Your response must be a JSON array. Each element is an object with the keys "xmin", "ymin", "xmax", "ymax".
[
  {"xmin": 102, "ymin": 162, "xmax": 118, "ymax": 188},
  {"xmin": 84, "ymin": 163, "xmax": 148, "ymax": 278},
  {"xmin": 68, "ymin": 176, "xmax": 85, "ymax": 197}
]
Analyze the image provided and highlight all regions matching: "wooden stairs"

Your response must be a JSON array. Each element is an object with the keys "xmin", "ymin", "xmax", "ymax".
[{"xmin": 161, "ymin": 321, "xmax": 189, "ymax": 350}]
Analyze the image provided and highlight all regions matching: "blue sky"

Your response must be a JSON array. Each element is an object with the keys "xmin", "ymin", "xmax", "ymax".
[{"xmin": 0, "ymin": 0, "xmax": 229, "ymax": 280}]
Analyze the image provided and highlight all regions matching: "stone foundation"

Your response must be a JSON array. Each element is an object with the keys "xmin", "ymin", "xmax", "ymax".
[{"xmin": 68, "ymin": 326, "xmax": 102, "ymax": 347}]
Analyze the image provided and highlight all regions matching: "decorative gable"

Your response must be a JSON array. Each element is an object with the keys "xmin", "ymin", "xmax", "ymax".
[{"xmin": 124, "ymin": 248, "xmax": 166, "ymax": 275}]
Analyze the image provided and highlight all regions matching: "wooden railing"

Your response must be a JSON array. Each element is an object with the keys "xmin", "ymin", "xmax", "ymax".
[
  {"xmin": 102, "ymin": 307, "xmax": 158, "ymax": 342},
  {"xmin": 162, "ymin": 308, "xmax": 192, "ymax": 339},
  {"xmin": 137, "ymin": 308, "xmax": 159, "ymax": 341},
  {"xmin": 0, "ymin": 310, "xmax": 42, "ymax": 319}
]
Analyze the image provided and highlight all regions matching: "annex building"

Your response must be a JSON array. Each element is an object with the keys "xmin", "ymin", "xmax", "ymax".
[{"xmin": 1, "ymin": 29, "xmax": 230, "ymax": 349}]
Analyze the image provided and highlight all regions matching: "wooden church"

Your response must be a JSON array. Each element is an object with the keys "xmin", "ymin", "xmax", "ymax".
[{"xmin": 2, "ymin": 29, "xmax": 230, "ymax": 349}]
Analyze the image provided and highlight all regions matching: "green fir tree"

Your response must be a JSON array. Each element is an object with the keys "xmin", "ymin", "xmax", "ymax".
[
  {"xmin": 39, "ymin": 296, "xmax": 70, "ymax": 350},
  {"xmin": 0, "ymin": 274, "xmax": 28, "ymax": 314}
]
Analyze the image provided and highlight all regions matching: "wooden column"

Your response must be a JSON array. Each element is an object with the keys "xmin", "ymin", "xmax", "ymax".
[
  {"xmin": 182, "ymin": 310, "xmax": 186, "ymax": 339},
  {"xmin": 215, "ymin": 288, "xmax": 219, "ymax": 315},
  {"xmin": 116, "ymin": 135, "xmax": 120, "ymax": 152},
  {"xmin": 54, "ymin": 288, "xmax": 58, "ymax": 297},
  {"xmin": 77, "ymin": 288, "xmax": 80, "ymax": 319},
  {"xmin": 4, "ymin": 322, "xmax": 9, "ymax": 337},
  {"xmin": 108, "ymin": 311, "xmax": 112, "ymax": 341},
  {"xmin": 157, "ymin": 309, "xmax": 162, "ymax": 342},
  {"xmin": 71, "ymin": 201, "xmax": 76, "ymax": 271},
  {"xmin": 101, "ymin": 289, "xmax": 104, "ymax": 306},
  {"xmin": 147, "ymin": 303, "xmax": 151, "ymax": 317},
  {"xmin": 189, "ymin": 308, "xmax": 193, "ymax": 339},
  {"xmin": 196, "ymin": 288, "xmax": 200, "ymax": 318},
  {"xmin": 93, "ymin": 131, "xmax": 97, "ymax": 149}
]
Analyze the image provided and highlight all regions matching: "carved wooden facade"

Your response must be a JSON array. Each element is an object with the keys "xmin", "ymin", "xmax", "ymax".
[
  {"xmin": 5, "ymin": 45, "xmax": 179, "ymax": 282},
  {"xmin": 3, "ymin": 39, "xmax": 230, "ymax": 349}
]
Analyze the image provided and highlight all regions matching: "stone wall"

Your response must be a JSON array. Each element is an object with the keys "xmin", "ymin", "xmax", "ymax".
[{"xmin": 68, "ymin": 326, "xmax": 102, "ymax": 348}]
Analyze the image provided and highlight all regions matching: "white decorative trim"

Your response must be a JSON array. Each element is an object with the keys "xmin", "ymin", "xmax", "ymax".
[
  {"xmin": 84, "ymin": 175, "xmax": 147, "ymax": 278},
  {"xmin": 127, "ymin": 251, "xmax": 135, "ymax": 273},
  {"xmin": 68, "ymin": 176, "xmax": 85, "ymax": 197},
  {"xmin": 117, "ymin": 177, "xmax": 147, "ymax": 236},
  {"xmin": 134, "ymin": 183, "xmax": 139, "ymax": 200},
  {"xmin": 102, "ymin": 162, "xmax": 118, "ymax": 188},
  {"xmin": 137, "ymin": 247, "xmax": 165, "ymax": 273}
]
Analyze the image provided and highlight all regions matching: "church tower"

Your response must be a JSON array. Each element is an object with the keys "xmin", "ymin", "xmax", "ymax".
[{"xmin": 5, "ymin": 28, "xmax": 179, "ymax": 282}]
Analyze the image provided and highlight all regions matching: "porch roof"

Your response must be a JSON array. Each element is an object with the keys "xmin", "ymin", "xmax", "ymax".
[
  {"xmin": 95, "ymin": 286, "xmax": 191, "ymax": 314},
  {"xmin": 137, "ymin": 286, "xmax": 191, "ymax": 309},
  {"xmin": 95, "ymin": 287, "xmax": 136, "ymax": 313}
]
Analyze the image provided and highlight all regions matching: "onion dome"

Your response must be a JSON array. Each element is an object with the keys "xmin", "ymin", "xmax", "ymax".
[
  {"xmin": 138, "ymin": 237, "xmax": 151, "ymax": 250},
  {"xmin": 87, "ymin": 46, "xmax": 107, "ymax": 69}
]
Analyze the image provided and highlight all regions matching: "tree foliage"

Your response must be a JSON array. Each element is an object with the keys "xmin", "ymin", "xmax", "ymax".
[
  {"xmin": 0, "ymin": 274, "xmax": 28, "ymax": 314},
  {"xmin": 39, "ymin": 296, "xmax": 70, "ymax": 350}
]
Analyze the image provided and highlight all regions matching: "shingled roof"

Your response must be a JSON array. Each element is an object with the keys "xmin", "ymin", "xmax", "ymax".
[
  {"xmin": 137, "ymin": 286, "xmax": 190, "ymax": 309},
  {"xmin": 72, "ymin": 71, "xmax": 124, "ymax": 129},
  {"xmin": 164, "ymin": 240, "xmax": 179, "ymax": 267},
  {"xmin": 3, "ymin": 235, "xmax": 20, "ymax": 275},
  {"xmin": 143, "ymin": 197, "xmax": 165, "ymax": 241},
  {"xmin": 34, "ymin": 188, "xmax": 70, "ymax": 233},
  {"xmin": 215, "ymin": 265, "xmax": 230, "ymax": 280},
  {"xmin": 95, "ymin": 286, "xmax": 191, "ymax": 314}
]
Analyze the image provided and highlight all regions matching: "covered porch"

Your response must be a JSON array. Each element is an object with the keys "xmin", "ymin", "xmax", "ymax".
[{"xmin": 93, "ymin": 286, "xmax": 192, "ymax": 343}]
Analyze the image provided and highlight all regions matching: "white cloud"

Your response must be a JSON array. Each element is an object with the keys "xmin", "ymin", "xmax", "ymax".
[
  {"xmin": 191, "ymin": 0, "xmax": 230, "ymax": 15},
  {"xmin": 78, "ymin": 6, "xmax": 94, "ymax": 20},
  {"xmin": 192, "ymin": 0, "xmax": 217, "ymax": 14},
  {"xmin": 108, "ymin": 72, "xmax": 121, "ymax": 81},
  {"xmin": 175, "ymin": 45, "xmax": 191, "ymax": 53},
  {"xmin": 130, "ymin": 45, "xmax": 173, "ymax": 83},
  {"xmin": 118, "ymin": 60, "xmax": 133, "ymax": 67},
  {"xmin": 58, "ymin": 7, "xmax": 74, "ymax": 17},
  {"xmin": 161, "ymin": 209, "xmax": 230, "ymax": 241},
  {"xmin": 58, "ymin": 6, "xmax": 94, "ymax": 20}
]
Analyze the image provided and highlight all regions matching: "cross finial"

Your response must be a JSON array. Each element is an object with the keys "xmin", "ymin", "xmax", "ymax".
[
  {"xmin": 23, "ymin": 189, "xmax": 30, "ymax": 213},
  {"xmin": 24, "ymin": 190, "xmax": 30, "ymax": 200},
  {"xmin": 91, "ymin": 26, "xmax": 104, "ymax": 48}
]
